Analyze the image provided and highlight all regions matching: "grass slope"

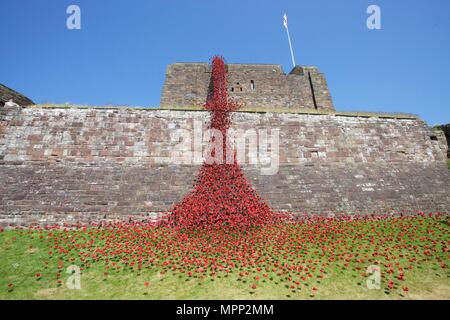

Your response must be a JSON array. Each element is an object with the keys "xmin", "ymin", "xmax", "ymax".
[{"xmin": 1, "ymin": 216, "xmax": 448, "ymax": 300}]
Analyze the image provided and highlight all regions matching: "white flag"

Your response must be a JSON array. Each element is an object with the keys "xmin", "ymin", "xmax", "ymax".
[{"xmin": 283, "ymin": 14, "xmax": 288, "ymax": 29}]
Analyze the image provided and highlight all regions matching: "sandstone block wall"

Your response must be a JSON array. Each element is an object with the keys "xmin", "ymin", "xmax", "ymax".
[
  {"xmin": 160, "ymin": 63, "xmax": 334, "ymax": 111},
  {"xmin": 0, "ymin": 106, "xmax": 449, "ymax": 226},
  {"xmin": 437, "ymin": 124, "xmax": 450, "ymax": 158}
]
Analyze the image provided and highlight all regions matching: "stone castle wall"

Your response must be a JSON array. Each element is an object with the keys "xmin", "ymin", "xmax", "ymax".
[
  {"xmin": 160, "ymin": 63, "xmax": 334, "ymax": 111},
  {"xmin": 1, "ymin": 106, "xmax": 449, "ymax": 226},
  {"xmin": 437, "ymin": 124, "xmax": 450, "ymax": 158}
]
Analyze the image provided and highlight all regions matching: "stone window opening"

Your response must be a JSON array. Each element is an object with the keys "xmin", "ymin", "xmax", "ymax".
[
  {"xmin": 430, "ymin": 135, "xmax": 438, "ymax": 141},
  {"xmin": 308, "ymin": 72, "xmax": 318, "ymax": 110},
  {"xmin": 250, "ymin": 80, "xmax": 255, "ymax": 90},
  {"xmin": 231, "ymin": 82, "xmax": 243, "ymax": 93}
]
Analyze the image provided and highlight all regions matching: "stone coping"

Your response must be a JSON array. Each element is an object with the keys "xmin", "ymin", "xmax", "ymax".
[{"xmin": 26, "ymin": 104, "xmax": 419, "ymax": 120}]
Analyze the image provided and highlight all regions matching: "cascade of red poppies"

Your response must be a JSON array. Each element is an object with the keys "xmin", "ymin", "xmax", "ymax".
[{"xmin": 166, "ymin": 56, "xmax": 283, "ymax": 229}]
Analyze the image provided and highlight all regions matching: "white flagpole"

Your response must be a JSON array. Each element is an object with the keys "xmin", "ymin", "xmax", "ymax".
[{"xmin": 283, "ymin": 14, "xmax": 296, "ymax": 67}]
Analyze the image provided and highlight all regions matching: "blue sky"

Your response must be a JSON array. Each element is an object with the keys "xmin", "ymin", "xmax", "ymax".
[{"xmin": 1, "ymin": 0, "xmax": 449, "ymax": 125}]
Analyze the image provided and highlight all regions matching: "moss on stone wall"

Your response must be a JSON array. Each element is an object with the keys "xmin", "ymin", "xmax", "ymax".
[{"xmin": 30, "ymin": 104, "xmax": 418, "ymax": 120}]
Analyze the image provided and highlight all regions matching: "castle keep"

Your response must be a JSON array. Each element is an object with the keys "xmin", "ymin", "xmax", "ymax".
[
  {"xmin": 161, "ymin": 63, "xmax": 334, "ymax": 111},
  {"xmin": 0, "ymin": 62, "xmax": 449, "ymax": 226}
]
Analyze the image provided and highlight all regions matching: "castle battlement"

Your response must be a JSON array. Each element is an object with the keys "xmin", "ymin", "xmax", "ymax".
[{"xmin": 161, "ymin": 63, "xmax": 334, "ymax": 111}]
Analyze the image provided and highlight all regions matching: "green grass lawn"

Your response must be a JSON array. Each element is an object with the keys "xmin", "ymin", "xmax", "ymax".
[{"xmin": 1, "ymin": 215, "xmax": 449, "ymax": 300}]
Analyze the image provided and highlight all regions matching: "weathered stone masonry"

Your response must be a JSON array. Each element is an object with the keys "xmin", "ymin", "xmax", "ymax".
[
  {"xmin": 437, "ymin": 124, "xmax": 450, "ymax": 158},
  {"xmin": 1, "ymin": 106, "xmax": 449, "ymax": 226},
  {"xmin": 161, "ymin": 63, "xmax": 334, "ymax": 111}
]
